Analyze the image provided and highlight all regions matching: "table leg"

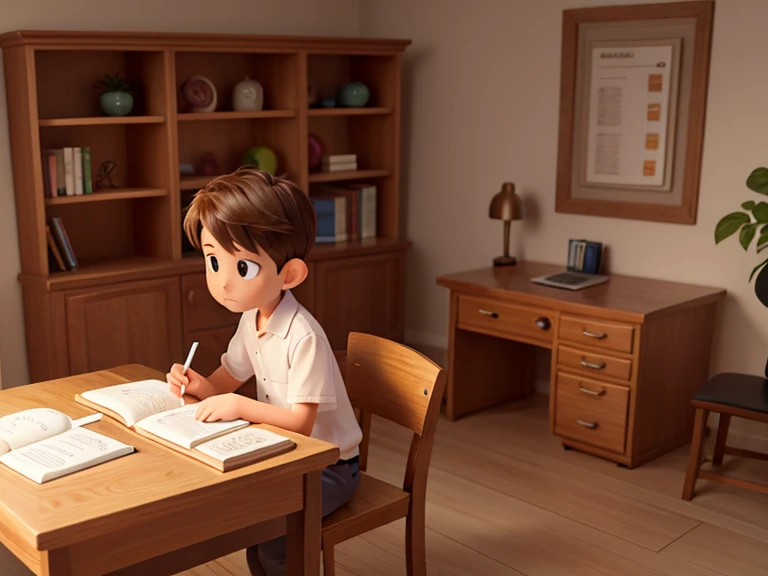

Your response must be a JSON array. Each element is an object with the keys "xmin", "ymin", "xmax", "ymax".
[
  {"xmin": 42, "ymin": 549, "xmax": 73, "ymax": 576},
  {"xmin": 286, "ymin": 470, "xmax": 322, "ymax": 576}
]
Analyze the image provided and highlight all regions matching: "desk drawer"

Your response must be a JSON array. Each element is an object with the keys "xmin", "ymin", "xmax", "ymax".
[
  {"xmin": 457, "ymin": 295, "xmax": 554, "ymax": 345},
  {"xmin": 559, "ymin": 315, "xmax": 634, "ymax": 354},
  {"xmin": 557, "ymin": 345, "xmax": 632, "ymax": 382},
  {"xmin": 554, "ymin": 372, "xmax": 629, "ymax": 454}
]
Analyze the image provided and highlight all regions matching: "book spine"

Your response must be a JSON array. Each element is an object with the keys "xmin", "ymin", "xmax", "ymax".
[
  {"xmin": 50, "ymin": 217, "xmax": 78, "ymax": 270},
  {"xmin": 359, "ymin": 186, "xmax": 377, "ymax": 238},
  {"xmin": 322, "ymin": 161, "xmax": 357, "ymax": 173},
  {"xmin": 73, "ymin": 147, "xmax": 83, "ymax": 195},
  {"xmin": 45, "ymin": 225, "xmax": 67, "ymax": 271},
  {"xmin": 82, "ymin": 147, "xmax": 93, "ymax": 194},
  {"xmin": 54, "ymin": 149, "xmax": 66, "ymax": 196},
  {"xmin": 63, "ymin": 147, "xmax": 75, "ymax": 196},
  {"xmin": 335, "ymin": 197, "xmax": 348, "ymax": 241}
]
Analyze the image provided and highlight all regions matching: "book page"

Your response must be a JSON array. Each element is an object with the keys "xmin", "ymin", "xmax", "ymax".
[
  {"xmin": 79, "ymin": 379, "xmax": 180, "ymax": 427},
  {"xmin": 135, "ymin": 405, "xmax": 249, "ymax": 449},
  {"xmin": 0, "ymin": 408, "xmax": 72, "ymax": 455},
  {"xmin": 0, "ymin": 427, "xmax": 134, "ymax": 484},
  {"xmin": 195, "ymin": 427, "xmax": 293, "ymax": 462}
]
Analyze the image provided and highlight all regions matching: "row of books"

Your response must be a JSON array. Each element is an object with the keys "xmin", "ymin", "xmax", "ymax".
[
  {"xmin": 310, "ymin": 183, "xmax": 376, "ymax": 243},
  {"xmin": 47, "ymin": 216, "xmax": 78, "ymax": 271},
  {"xmin": 567, "ymin": 239, "xmax": 603, "ymax": 275},
  {"xmin": 41, "ymin": 147, "xmax": 94, "ymax": 197}
]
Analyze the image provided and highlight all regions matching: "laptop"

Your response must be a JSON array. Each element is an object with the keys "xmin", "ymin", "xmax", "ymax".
[{"xmin": 530, "ymin": 270, "xmax": 609, "ymax": 291}]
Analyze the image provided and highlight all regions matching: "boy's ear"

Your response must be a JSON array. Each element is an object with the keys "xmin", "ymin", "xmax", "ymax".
[{"xmin": 280, "ymin": 258, "xmax": 308, "ymax": 290}]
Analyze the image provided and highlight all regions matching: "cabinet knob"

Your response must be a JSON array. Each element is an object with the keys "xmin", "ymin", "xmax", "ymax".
[
  {"xmin": 535, "ymin": 317, "xmax": 551, "ymax": 331},
  {"xmin": 478, "ymin": 308, "xmax": 499, "ymax": 319},
  {"xmin": 187, "ymin": 290, "xmax": 195, "ymax": 304}
]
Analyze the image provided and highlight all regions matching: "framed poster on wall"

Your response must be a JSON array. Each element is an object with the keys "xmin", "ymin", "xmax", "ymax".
[{"xmin": 555, "ymin": 1, "xmax": 714, "ymax": 224}]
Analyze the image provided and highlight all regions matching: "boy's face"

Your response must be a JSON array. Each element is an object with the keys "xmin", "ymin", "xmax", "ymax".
[{"xmin": 200, "ymin": 226, "xmax": 284, "ymax": 313}]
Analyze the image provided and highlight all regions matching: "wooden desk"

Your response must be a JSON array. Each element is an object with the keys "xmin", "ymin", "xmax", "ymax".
[
  {"xmin": 0, "ymin": 364, "xmax": 339, "ymax": 576},
  {"xmin": 437, "ymin": 263, "xmax": 726, "ymax": 468}
]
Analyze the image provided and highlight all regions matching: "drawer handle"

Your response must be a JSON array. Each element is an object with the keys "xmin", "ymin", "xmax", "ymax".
[
  {"xmin": 579, "ymin": 386, "xmax": 606, "ymax": 397},
  {"xmin": 478, "ymin": 309, "xmax": 499, "ymax": 319},
  {"xmin": 187, "ymin": 290, "xmax": 195, "ymax": 304},
  {"xmin": 577, "ymin": 419, "xmax": 598, "ymax": 429},
  {"xmin": 580, "ymin": 359, "xmax": 606, "ymax": 370},
  {"xmin": 582, "ymin": 329, "xmax": 607, "ymax": 339},
  {"xmin": 535, "ymin": 317, "xmax": 551, "ymax": 331}
]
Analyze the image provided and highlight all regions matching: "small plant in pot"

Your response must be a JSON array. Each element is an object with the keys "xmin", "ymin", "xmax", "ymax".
[
  {"xmin": 94, "ymin": 72, "xmax": 135, "ymax": 117},
  {"xmin": 715, "ymin": 167, "xmax": 768, "ymax": 305}
]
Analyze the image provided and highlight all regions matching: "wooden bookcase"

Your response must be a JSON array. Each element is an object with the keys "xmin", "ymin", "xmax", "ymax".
[{"xmin": 0, "ymin": 31, "xmax": 411, "ymax": 384}]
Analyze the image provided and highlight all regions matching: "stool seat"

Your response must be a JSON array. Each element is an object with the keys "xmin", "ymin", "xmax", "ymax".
[{"xmin": 692, "ymin": 373, "xmax": 768, "ymax": 414}]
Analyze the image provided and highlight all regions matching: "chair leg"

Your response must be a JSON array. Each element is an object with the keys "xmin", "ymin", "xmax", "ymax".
[
  {"xmin": 682, "ymin": 408, "xmax": 709, "ymax": 501},
  {"xmin": 406, "ymin": 500, "xmax": 427, "ymax": 576},
  {"xmin": 322, "ymin": 539, "xmax": 336, "ymax": 576},
  {"xmin": 712, "ymin": 413, "xmax": 731, "ymax": 466}
]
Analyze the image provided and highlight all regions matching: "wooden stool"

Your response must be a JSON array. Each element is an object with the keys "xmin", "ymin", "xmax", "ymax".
[{"xmin": 682, "ymin": 372, "xmax": 768, "ymax": 500}]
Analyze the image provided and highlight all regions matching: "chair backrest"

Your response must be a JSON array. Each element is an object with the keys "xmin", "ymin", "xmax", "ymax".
[{"xmin": 334, "ymin": 332, "xmax": 446, "ymax": 496}]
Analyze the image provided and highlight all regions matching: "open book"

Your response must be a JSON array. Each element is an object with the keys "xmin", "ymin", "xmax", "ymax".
[
  {"xmin": 0, "ymin": 408, "xmax": 133, "ymax": 483},
  {"xmin": 75, "ymin": 379, "xmax": 296, "ymax": 470}
]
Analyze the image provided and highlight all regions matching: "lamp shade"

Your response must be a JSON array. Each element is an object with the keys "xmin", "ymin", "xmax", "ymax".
[{"xmin": 489, "ymin": 182, "xmax": 522, "ymax": 221}]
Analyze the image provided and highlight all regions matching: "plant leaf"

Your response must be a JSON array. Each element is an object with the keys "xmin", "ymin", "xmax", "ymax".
[
  {"xmin": 715, "ymin": 212, "xmax": 751, "ymax": 244},
  {"xmin": 740, "ymin": 223, "xmax": 757, "ymax": 250},
  {"xmin": 753, "ymin": 202, "xmax": 768, "ymax": 223},
  {"xmin": 747, "ymin": 167, "xmax": 768, "ymax": 195},
  {"xmin": 750, "ymin": 257, "xmax": 768, "ymax": 281},
  {"xmin": 742, "ymin": 200, "xmax": 757, "ymax": 211}
]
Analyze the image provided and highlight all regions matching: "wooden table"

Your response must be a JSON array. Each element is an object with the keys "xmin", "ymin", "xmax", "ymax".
[
  {"xmin": 0, "ymin": 364, "xmax": 339, "ymax": 576},
  {"xmin": 437, "ymin": 263, "xmax": 726, "ymax": 468}
]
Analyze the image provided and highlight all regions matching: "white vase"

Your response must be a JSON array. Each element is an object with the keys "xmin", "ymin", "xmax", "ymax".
[{"xmin": 233, "ymin": 76, "xmax": 264, "ymax": 111}]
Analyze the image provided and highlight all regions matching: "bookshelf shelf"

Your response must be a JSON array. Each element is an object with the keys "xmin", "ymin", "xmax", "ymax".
[
  {"xmin": 177, "ymin": 110, "xmax": 297, "ymax": 121},
  {"xmin": 308, "ymin": 169, "xmax": 391, "ymax": 183},
  {"xmin": 180, "ymin": 175, "xmax": 218, "ymax": 190},
  {"xmin": 307, "ymin": 107, "xmax": 393, "ymax": 117},
  {"xmin": 38, "ymin": 116, "xmax": 165, "ymax": 127},
  {"xmin": 45, "ymin": 188, "xmax": 168, "ymax": 205}
]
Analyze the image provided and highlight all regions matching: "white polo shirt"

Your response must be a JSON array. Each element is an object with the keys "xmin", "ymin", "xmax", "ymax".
[{"xmin": 220, "ymin": 289, "xmax": 362, "ymax": 460}]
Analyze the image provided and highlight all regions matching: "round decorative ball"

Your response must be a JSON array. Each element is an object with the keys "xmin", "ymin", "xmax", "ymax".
[
  {"xmin": 308, "ymin": 133, "xmax": 325, "ymax": 172},
  {"xmin": 233, "ymin": 76, "xmax": 263, "ymax": 111},
  {"xmin": 99, "ymin": 92, "xmax": 134, "ymax": 116},
  {"xmin": 243, "ymin": 146, "xmax": 278, "ymax": 175},
  {"xmin": 182, "ymin": 75, "xmax": 217, "ymax": 113},
  {"xmin": 337, "ymin": 82, "xmax": 370, "ymax": 107}
]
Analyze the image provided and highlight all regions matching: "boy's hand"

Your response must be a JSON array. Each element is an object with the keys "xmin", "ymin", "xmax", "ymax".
[
  {"xmin": 167, "ymin": 364, "xmax": 210, "ymax": 400},
  {"xmin": 195, "ymin": 393, "xmax": 244, "ymax": 422}
]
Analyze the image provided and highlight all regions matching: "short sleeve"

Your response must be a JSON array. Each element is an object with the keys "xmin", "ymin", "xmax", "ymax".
[
  {"xmin": 287, "ymin": 333, "xmax": 338, "ymax": 410},
  {"xmin": 220, "ymin": 314, "xmax": 255, "ymax": 382}
]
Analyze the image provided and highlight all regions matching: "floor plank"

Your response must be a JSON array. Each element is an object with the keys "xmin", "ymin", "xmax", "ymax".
[{"xmin": 663, "ymin": 522, "xmax": 768, "ymax": 576}]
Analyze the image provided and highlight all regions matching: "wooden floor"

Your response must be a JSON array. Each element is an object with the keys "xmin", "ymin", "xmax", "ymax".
[{"xmin": 180, "ymin": 395, "xmax": 768, "ymax": 576}]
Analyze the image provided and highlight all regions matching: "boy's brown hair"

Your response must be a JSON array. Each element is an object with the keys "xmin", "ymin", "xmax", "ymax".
[{"xmin": 183, "ymin": 166, "xmax": 316, "ymax": 271}]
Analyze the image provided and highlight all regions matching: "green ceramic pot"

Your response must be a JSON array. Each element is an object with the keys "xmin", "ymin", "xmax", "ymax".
[
  {"xmin": 99, "ymin": 91, "xmax": 134, "ymax": 116},
  {"xmin": 337, "ymin": 82, "xmax": 369, "ymax": 107}
]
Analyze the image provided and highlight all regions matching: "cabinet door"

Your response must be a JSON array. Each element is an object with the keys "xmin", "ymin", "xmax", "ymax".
[
  {"xmin": 313, "ymin": 251, "xmax": 406, "ymax": 349},
  {"xmin": 66, "ymin": 278, "xmax": 182, "ymax": 375}
]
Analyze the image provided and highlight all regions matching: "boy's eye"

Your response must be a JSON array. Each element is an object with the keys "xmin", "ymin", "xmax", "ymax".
[
  {"xmin": 206, "ymin": 254, "xmax": 219, "ymax": 273},
  {"xmin": 237, "ymin": 259, "xmax": 260, "ymax": 280}
]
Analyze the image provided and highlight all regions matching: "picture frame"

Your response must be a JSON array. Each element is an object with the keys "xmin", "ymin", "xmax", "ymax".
[{"xmin": 555, "ymin": 1, "xmax": 715, "ymax": 225}]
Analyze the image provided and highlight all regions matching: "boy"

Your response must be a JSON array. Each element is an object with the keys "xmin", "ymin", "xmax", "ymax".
[{"xmin": 166, "ymin": 166, "xmax": 362, "ymax": 576}]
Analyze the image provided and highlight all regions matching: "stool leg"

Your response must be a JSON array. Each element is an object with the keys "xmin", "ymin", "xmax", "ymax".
[
  {"xmin": 683, "ymin": 408, "xmax": 708, "ymax": 501},
  {"xmin": 713, "ymin": 413, "xmax": 731, "ymax": 466}
]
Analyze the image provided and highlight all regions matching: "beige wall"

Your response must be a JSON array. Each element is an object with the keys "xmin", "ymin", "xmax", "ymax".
[
  {"xmin": 0, "ymin": 0, "xmax": 359, "ymax": 389},
  {"xmin": 360, "ymin": 0, "xmax": 768, "ymax": 444}
]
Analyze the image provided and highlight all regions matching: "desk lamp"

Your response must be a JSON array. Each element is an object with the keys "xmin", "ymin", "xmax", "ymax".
[{"xmin": 489, "ymin": 182, "xmax": 522, "ymax": 266}]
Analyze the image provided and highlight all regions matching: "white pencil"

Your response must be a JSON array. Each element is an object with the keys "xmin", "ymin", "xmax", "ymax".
[{"xmin": 180, "ymin": 341, "xmax": 199, "ymax": 407}]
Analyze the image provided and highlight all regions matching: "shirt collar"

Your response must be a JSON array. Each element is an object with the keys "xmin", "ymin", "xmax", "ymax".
[{"xmin": 258, "ymin": 290, "xmax": 298, "ymax": 339}]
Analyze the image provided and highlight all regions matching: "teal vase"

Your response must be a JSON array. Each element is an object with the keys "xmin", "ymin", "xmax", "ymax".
[
  {"xmin": 100, "ymin": 92, "xmax": 134, "ymax": 116},
  {"xmin": 338, "ymin": 82, "xmax": 370, "ymax": 107}
]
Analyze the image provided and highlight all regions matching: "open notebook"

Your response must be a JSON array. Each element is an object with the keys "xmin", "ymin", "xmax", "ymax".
[
  {"xmin": 75, "ymin": 379, "xmax": 295, "ymax": 471},
  {"xmin": 0, "ymin": 408, "xmax": 133, "ymax": 483}
]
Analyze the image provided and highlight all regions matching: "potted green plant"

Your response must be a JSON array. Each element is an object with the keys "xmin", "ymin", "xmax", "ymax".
[
  {"xmin": 715, "ymin": 167, "xmax": 768, "ymax": 304},
  {"xmin": 94, "ymin": 72, "xmax": 135, "ymax": 117}
]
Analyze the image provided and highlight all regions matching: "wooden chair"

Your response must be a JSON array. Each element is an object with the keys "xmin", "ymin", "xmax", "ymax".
[
  {"xmin": 682, "ymin": 372, "xmax": 768, "ymax": 500},
  {"xmin": 325, "ymin": 333, "xmax": 446, "ymax": 576}
]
